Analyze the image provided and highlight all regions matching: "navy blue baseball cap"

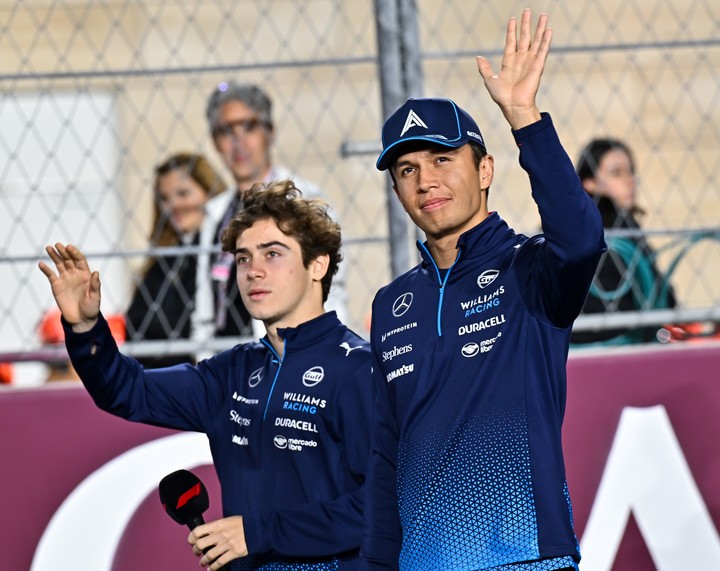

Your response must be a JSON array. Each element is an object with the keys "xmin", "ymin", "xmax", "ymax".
[{"xmin": 376, "ymin": 97, "xmax": 486, "ymax": 171}]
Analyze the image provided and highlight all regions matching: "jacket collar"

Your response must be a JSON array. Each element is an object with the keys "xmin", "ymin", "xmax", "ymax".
[
  {"xmin": 267, "ymin": 311, "xmax": 341, "ymax": 353},
  {"xmin": 417, "ymin": 211, "xmax": 517, "ymax": 269}
]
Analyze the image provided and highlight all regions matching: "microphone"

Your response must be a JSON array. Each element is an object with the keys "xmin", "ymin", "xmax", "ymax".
[{"xmin": 158, "ymin": 469, "xmax": 209, "ymax": 530}]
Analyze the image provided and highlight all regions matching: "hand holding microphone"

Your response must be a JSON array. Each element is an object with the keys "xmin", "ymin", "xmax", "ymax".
[{"xmin": 158, "ymin": 469, "xmax": 217, "ymax": 564}]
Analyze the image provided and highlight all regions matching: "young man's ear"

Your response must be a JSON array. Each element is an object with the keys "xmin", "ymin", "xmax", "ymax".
[
  {"xmin": 310, "ymin": 254, "xmax": 330, "ymax": 282},
  {"xmin": 479, "ymin": 154, "xmax": 495, "ymax": 191}
]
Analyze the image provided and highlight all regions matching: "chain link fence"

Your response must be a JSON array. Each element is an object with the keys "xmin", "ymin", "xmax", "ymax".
[{"xmin": 2, "ymin": 0, "xmax": 719, "ymax": 386}]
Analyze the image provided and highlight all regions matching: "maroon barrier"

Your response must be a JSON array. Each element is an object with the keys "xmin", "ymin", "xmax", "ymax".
[
  {"xmin": 0, "ymin": 385, "xmax": 222, "ymax": 571},
  {"xmin": 564, "ymin": 341, "xmax": 720, "ymax": 569},
  {"xmin": 2, "ymin": 342, "xmax": 720, "ymax": 570}
]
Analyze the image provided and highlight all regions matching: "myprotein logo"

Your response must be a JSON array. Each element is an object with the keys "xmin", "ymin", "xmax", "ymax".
[
  {"xmin": 477, "ymin": 269, "xmax": 499, "ymax": 289},
  {"xmin": 392, "ymin": 292, "xmax": 413, "ymax": 317},
  {"xmin": 232, "ymin": 392, "xmax": 259, "ymax": 405},
  {"xmin": 248, "ymin": 367, "xmax": 263, "ymax": 388},
  {"xmin": 302, "ymin": 366, "xmax": 325, "ymax": 387}
]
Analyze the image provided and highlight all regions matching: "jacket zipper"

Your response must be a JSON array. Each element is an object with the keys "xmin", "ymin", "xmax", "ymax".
[
  {"xmin": 418, "ymin": 242, "xmax": 460, "ymax": 337},
  {"xmin": 260, "ymin": 338, "xmax": 285, "ymax": 420}
]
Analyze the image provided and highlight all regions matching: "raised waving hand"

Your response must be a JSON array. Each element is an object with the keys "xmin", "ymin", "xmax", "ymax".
[
  {"xmin": 476, "ymin": 9, "xmax": 553, "ymax": 130},
  {"xmin": 38, "ymin": 243, "xmax": 101, "ymax": 332}
]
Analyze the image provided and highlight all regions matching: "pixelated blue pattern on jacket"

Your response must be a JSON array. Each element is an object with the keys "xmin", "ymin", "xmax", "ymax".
[
  {"xmin": 231, "ymin": 555, "xmax": 339, "ymax": 570},
  {"xmin": 397, "ymin": 404, "xmax": 539, "ymax": 570},
  {"xmin": 485, "ymin": 555, "xmax": 577, "ymax": 570}
]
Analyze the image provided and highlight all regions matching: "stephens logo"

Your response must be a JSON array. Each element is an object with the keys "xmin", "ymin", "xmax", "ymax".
[
  {"xmin": 382, "ymin": 343, "xmax": 413, "ymax": 362},
  {"xmin": 392, "ymin": 292, "xmax": 413, "ymax": 317},
  {"xmin": 461, "ymin": 342, "xmax": 480, "ymax": 357},
  {"xmin": 302, "ymin": 366, "xmax": 325, "ymax": 387},
  {"xmin": 477, "ymin": 269, "xmax": 499, "ymax": 289},
  {"xmin": 248, "ymin": 368, "xmax": 263, "ymax": 388}
]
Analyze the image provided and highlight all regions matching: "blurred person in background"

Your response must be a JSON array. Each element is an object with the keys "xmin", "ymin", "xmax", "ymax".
[
  {"xmin": 126, "ymin": 152, "xmax": 227, "ymax": 367},
  {"xmin": 570, "ymin": 138, "xmax": 677, "ymax": 345},
  {"xmin": 193, "ymin": 82, "xmax": 346, "ymax": 349}
]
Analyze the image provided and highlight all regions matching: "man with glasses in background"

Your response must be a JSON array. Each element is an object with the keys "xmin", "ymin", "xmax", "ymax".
[{"xmin": 194, "ymin": 83, "xmax": 346, "ymax": 350}]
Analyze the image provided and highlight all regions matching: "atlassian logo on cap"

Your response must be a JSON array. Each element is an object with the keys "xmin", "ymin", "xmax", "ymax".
[{"xmin": 400, "ymin": 109, "xmax": 428, "ymax": 137}]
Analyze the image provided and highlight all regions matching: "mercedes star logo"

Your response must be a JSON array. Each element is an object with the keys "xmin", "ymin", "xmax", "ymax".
[
  {"xmin": 248, "ymin": 367, "xmax": 263, "ymax": 388},
  {"xmin": 392, "ymin": 292, "xmax": 413, "ymax": 317}
]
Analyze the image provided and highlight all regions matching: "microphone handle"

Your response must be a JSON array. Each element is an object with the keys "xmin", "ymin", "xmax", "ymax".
[{"xmin": 185, "ymin": 515, "xmax": 206, "ymax": 531}]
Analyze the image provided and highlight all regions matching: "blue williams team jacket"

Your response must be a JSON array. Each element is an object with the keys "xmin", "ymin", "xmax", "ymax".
[
  {"xmin": 362, "ymin": 114, "xmax": 606, "ymax": 571},
  {"xmin": 64, "ymin": 310, "xmax": 373, "ymax": 570}
]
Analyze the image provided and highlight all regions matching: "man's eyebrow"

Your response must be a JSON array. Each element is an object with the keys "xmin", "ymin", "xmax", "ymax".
[
  {"xmin": 396, "ymin": 146, "xmax": 460, "ymax": 167},
  {"xmin": 233, "ymin": 240, "xmax": 290, "ymax": 255}
]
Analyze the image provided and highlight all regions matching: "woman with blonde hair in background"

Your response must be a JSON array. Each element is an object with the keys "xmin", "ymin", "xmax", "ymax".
[{"xmin": 126, "ymin": 152, "xmax": 227, "ymax": 367}]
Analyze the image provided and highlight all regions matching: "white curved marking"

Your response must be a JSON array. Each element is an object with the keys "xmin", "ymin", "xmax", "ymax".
[{"xmin": 31, "ymin": 432, "xmax": 212, "ymax": 571}]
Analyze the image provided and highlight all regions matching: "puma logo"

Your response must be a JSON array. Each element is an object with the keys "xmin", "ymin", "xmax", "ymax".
[{"xmin": 340, "ymin": 342, "xmax": 363, "ymax": 356}]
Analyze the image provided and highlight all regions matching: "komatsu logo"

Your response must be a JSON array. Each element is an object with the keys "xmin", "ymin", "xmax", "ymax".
[
  {"xmin": 232, "ymin": 435, "xmax": 249, "ymax": 446},
  {"xmin": 386, "ymin": 363, "xmax": 414, "ymax": 382}
]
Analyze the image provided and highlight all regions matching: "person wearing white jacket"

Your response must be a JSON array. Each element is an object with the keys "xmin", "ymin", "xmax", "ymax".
[{"xmin": 193, "ymin": 83, "xmax": 346, "ymax": 355}]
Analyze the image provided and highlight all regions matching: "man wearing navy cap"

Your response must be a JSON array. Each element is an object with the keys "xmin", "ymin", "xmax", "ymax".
[{"xmin": 362, "ymin": 10, "xmax": 605, "ymax": 571}]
